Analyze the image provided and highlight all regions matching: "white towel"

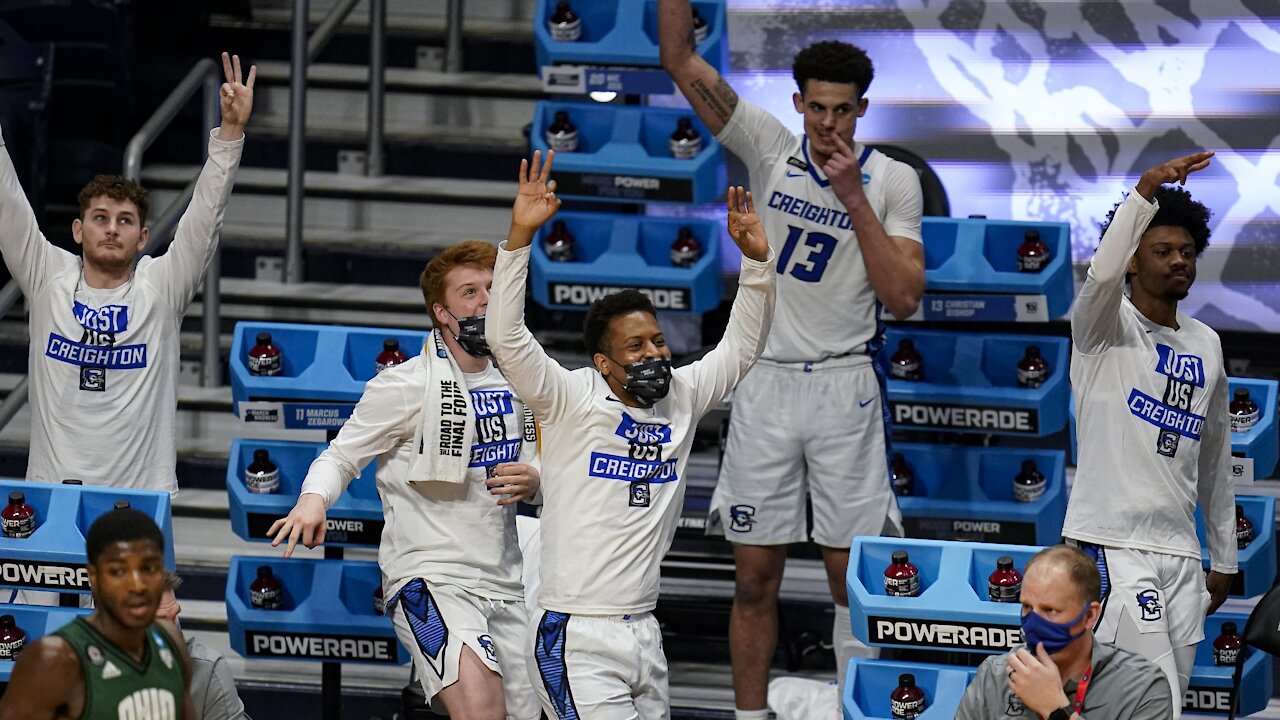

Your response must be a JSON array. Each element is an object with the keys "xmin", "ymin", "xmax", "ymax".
[{"xmin": 407, "ymin": 330, "xmax": 475, "ymax": 484}]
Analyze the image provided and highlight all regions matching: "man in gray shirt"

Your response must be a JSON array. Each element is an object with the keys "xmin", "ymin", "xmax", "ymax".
[
  {"xmin": 157, "ymin": 573, "xmax": 250, "ymax": 720},
  {"xmin": 957, "ymin": 545, "xmax": 1173, "ymax": 719}
]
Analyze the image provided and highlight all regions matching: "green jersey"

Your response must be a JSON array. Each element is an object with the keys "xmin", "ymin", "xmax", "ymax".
[{"xmin": 55, "ymin": 617, "xmax": 186, "ymax": 720}]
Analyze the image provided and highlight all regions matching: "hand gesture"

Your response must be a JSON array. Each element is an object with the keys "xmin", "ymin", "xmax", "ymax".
[
  {"xmin": 267, "ymin": 493, "xmax": 327, "ymax": 558},
  {"xmin": 822, "ymin": 135, "xmax": 866, "ymax": 205},
  {"xmin": 486, "ymin": 462, "xmax": 541, "ymax": 505},
  {"xmin": 1006, "ymin": 644, "xmax": 1071, "ymax": 716},
  {"xmin": 1206, "ymin": 570, "xmax": 1232, "ymax": 615},
  {"xmin": 511, "ymin": 150, "xmax": 561, "ymax": 231},
  {"xmin": 218, "ymin": 52, "xmax": 257, "ymax": 137},
  {"xmin": 726, "ymin": 186, "xmax": 768, "ymax": 262},
  {"xmin": 1136, "ymin": 151, "xmax": 1214, "ymax": 200}
]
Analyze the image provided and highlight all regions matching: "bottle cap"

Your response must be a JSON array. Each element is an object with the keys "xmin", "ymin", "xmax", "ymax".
[
  {"xmin": 256, "ymin": 332, "xmax": 273, "ymax": 345},
  {"xmin": 1021, "ymin": 459, "xmax": 1038, "ymax": 473},
  {"xmin": 113, "ymin": 500, "xmax": 130, "ymax": 511},
  {"xmin": 256, "ymin": 566, "xmax": 275, "ymax": 580},
  {"xmin": 892, "ymin": 452, "xmax": 905, "ymax": 462},
  {"xmin": 1235, "ymin": 388, "xmax": 1250, "ymax": 401},
  {"xmin": 898, "ymin": 673, "xmax": 916, "ymax": 686},
  {"xmin": 253, "ymin": 449, "xmax": 270, "ymax": 463},
  {"xmin": 1025, "ymin": 345, "xmax": 1041, "ymax": 358},
  {"xmin": 996, "ymin": 556, "xmax": 1014, "ymax": 570},
  {"xmin": 556, "ymin": 1, "xmax": 570, "ymax": 10},
  {"xmin": 899, "ymin": 338, "xmax": 915, "ymax": 351},
  {"xmin": 0, "ymin": 615, "xmax": 12, "ymax": 628},
  {"xmin": 1024, "ymin": 229, "xmax": 1041, "ymax": 241},
  {"xmin": 891, "ymin": 550, "xmax": 909, "ymax": 564},
  {"xmin": 8, "ymin": 491, "xmax": 23, "ymax": 504},
  {"xmin": 1223, "ymin": 622, "xmax": 1238, "ymax": 634},
  {"xmin": 678, "ymin": 226, "xmax": 693, "ymax": 238},
  {"xmin": 554, "ymin": 110, "xmax": 569, "ymax": 122},
  {"xmin": 552, "ymin": 220, "xmax": 567, "ymax": 232},
  {"xmin": 677, "ymin": 117, "xmax": 693, "ymax": 128},
  {"xmin": 1237, "ymin": 504, "xmax": 1246, "ymax": 516},
  {"xmin": 383, "ymin": 338, "xmax": 400, "ymax": 352},
  {"xmin": 61, "ymin": 479, "xmax": 83, "ymax": 485}
]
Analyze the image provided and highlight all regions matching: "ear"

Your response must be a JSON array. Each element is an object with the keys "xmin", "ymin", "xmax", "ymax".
[
  {"xmin": 792, "ymin": 91, "xmax": 804, "ymax": 114},
  {"xmin": 593, "ymin": 352, "xmax": 609, "ymax": 376},
  {"xmin": 72, "ymin": 218, "xmax": 84, "ymax": 246},
  {"xmin": 1083, "ymin": 601, "xmax": 1102, "ymax": 630},
  {"xmin": 432, "ymin": 303, "xmax": 449, "ymax": 327},
  {"xmin": 86, "ymin": 563, "xmax": 98, "ymax": 592},
  {"xmin": 137, "ymin": 226, "xmax": 150, "ymax": 251},
  {"xmin": 1127, "ymin": 252, "xmax": 1139, "ymax": 276},
  {"xmin": 857, "ymin": 97, "xmax": 869, "ymax": 117}
]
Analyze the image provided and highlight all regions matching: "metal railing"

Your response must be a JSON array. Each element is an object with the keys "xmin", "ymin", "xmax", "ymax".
[
  {"xmin": 123, "ymin": 57, "xmax": 223, "ymax": 389},
  {"xmin": 0, "ymin": 280, "xmax": 28, "ymax": 430},
  {"xmin": 285, "ymin": 0, "xmax": 390, "ymax": 283}
]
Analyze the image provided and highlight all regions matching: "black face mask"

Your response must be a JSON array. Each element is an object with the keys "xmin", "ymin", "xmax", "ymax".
[
  {"xmin": 445, "ymin": 309, "xmax": 490, "ymax": 357},
  {"xmin": 608, "ymin": 355, "xmax": 672, "ymax": 407}
]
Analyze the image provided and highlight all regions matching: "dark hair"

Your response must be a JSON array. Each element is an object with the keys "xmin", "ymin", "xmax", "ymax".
[
  {"xmin": 583, "ymin": 290, "xmax": 657, "ymax": 356},
  {"xmin": 1100, "ymin": 186, "xmax": 1212, "ymax": 255},
  {"xmin": 1024, "ymin": 545, "xmax": 1102, "ymax": 607},
  {"xmin": 419, "ymin": 240, "xmax": 498, "ymax": 311},
  {"xmin": 78, "ymin": 175, "xmax": 150, "ymax": 227},
  {"xmin": 792, "ymin": 40, "xmax": 875, "ymax": 97},
  {"xmin": 86, "ymin": 508, "xmax": 165, "ymax": 566}
]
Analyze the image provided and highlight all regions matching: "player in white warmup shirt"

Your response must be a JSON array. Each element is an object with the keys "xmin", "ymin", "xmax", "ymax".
[
  {"xmin": 1064, "ymin": 151, "xmax": 1237, "ymax": 717},
  {"xmin": 658, "ymin": 4, "xmax": 925, "ymax": 714},
  {"xmin": 487, "ymin": 151, "xmax": 775, "ymax": 719},
  {"xmin": 0, "ymin": 52, "xmax": 254, "ymax": 495},
  {"xmin": 269, "ymin": 241, "xmax": 542, "ymax": 720}
]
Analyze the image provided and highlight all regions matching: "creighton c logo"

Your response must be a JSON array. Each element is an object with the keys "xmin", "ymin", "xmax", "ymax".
[
  {"xmin": 729, "ymin": 504, "xmax": 757, "ymax": 533},
  {"xmin": 1137, "ymin": 589, "xmax": 1163, "ymax": 621}
]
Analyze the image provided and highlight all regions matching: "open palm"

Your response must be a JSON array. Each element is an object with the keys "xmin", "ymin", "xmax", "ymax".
[
  {"xmin": 726, "ymin": 186, "xmax": 768, "ymax": 262},
  {"xmin": 512, "ymin": 150, "xmax": 561, "ymax": 230}
]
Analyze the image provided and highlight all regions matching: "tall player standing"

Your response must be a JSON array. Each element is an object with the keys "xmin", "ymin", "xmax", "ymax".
[
  {"xmin": 658, "ymin": 4, "xmax": 925, "ymax": 715},
  {"xmin": 1064, "ymin": 152, "xmax": 1236, "ymax": 717}
]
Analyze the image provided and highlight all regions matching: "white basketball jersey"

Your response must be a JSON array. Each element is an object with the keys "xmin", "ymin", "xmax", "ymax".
[{"xmin": 716, "ymin": 100, "xmax": 923, "ymax": 362}]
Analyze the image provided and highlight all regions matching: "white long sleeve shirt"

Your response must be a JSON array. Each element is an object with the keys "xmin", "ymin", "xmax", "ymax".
[
  {"xmin": 716, "ymin": 99, "xmax": 922, "ymax": 362},
  {"xmin": 0, "ymin": 126, "xmax": 242, "ymax": 494},
  {"xmin": 486, "ymin": 242, "xmax": 775, "ymax": 614},
  {"xmin": 300, "ymin": 356, "xmax": 531, "ymax": 601},
  {"xmin": 1063, "ymin": 189, "xmax": 1237, "ymax": 573}
]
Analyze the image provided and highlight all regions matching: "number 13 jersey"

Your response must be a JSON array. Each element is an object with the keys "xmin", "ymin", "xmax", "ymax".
[{"xmin": 716, "ymin": 99, "xmax": 923, "ymax": 362}]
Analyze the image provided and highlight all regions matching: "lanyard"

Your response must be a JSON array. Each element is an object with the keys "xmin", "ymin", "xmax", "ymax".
[{"xmin": 1072, "ymin": 667, "xmax": 1092, "ymax": 715}]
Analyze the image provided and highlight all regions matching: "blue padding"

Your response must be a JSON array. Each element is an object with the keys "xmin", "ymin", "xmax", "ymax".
[
  {"xmin": 226, "ymin": 439, "xmax": 384, "ymax": 549},
  {"xmin": 229, "ymin": 322, "xmax": 428, "ymax": 414},
  {"xmin": 529, "ymin": 210, "xmax": 722, "ymax": 315},
  {"xmin": 884, "ymin": 328, "xmax": 1070, "ymax": 437},
  {"xmin": 534, "ymin": 0, "xmax": 727, "ymax": 93},
  {"xmin": 894, "ymin": 443, "xmax": 1066, "ymax": 546},
  {"xmin": 1194, "ymin": 495, "xmax": 1276, "ymax": 599},
  {"xmin": 530, "ymin": 101, "xmax": 725, "ymax": 206},
  {"xmin": 225, "ymin": 556, "xmax": 408, "ymax": 666},
  {"xmin": 847, "ymin": 537, "xmax": 1044, "ymax": 654},
  {"xmin": 0, "ymin": 479, "xmax": 174, "ymax": 595}
]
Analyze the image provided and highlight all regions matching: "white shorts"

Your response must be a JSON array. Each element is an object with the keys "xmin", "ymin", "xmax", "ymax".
[
  {"xmin": 1074, "ymin": 542, "xmax": 1210, "ymax": 649},
  {"xmin": 390, "ymin": 579, "xmax": 540, "ymax": 720},
  {"xmin": 530, "ymin": 610, "xmax": 669, "ymax": 720},
  {"xmin": 710, "ymin": 356, "xmax": 902, "ymax": 547}
]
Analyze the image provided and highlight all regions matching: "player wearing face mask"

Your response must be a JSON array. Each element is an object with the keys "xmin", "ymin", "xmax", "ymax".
[
  {"xmin": 268, "ymin": 241, "xmax": 543, "ymax": 720},
  {"xmin": 486, "ymin": 151, "xmax": 776, "ymax": 719}
]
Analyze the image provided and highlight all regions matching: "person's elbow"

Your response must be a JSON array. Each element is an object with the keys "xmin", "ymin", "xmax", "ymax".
[
  {"xmin": 659, "ymin": 45, "xmax": 690, "ymax": 75},
  {"xmin": 883, "ymin": 283, "xmax": 923, "ymax": 321}
]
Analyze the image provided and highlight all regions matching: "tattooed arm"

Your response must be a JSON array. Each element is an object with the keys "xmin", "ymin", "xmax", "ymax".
[{"xmin": 658, "ymin": 0, "xmax": 738, "ymax": 134}]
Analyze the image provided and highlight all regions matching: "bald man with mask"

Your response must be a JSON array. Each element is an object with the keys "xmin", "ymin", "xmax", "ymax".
[{"xmin": 956, "ymin": 545, "xmax": 1172, "ymax": 719}]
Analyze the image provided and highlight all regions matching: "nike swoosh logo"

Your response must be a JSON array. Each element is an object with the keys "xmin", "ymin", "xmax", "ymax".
[
  {"xmin": 786, "ymin": 170, "xmax": 804, "ymax": 178},
  {"xmin": 859, "ymin": 397, "xmax": 877, "ymax": 408}
]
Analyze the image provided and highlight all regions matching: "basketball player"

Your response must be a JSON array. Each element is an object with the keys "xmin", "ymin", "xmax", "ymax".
[
  {"xmin": 0, "ymin": 509, "xmax": 194, "ymax": 719},
  {"xmin": 658, "ymin": 4, "xmax": 925, "ymax": 714},
  {"xmin": 1065, "ymin": 151, "xmax": 1236, "ymax": 716},
  {"xmin": 268, "ymin": 241, "xmax": 542, "ymax": 720},
  {"xmin": 0, "ymin": 52, "xmax": 253, "ymax": 495},
  {"xmin": 487, "ymin": 150, "xmax": 774, "ymax": 718}
]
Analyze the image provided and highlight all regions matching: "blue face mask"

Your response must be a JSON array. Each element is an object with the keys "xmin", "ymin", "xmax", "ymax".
[{"xmin": 1021, "ymin": 603, "xmax": 1090, "ymax": 655}]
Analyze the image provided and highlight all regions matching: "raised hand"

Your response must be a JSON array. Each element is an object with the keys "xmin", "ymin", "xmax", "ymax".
[
  {"xmin": 218, "ymin": 52, "xmax": 257, "ymax": 139},
  {"xmin": 511, "ymin": 150, "xmax": 562, "ymax": 231},
  {"xmin": 1136, "ymin": 151, "xmax": 1214, "ymax": 200},
  {"xmin": 726, "ymin": 186, "xmax": 768, "ymax": 262},
  {"xmin": 823, "ymin": 134, "xmax": 866, "ymax": 206}
]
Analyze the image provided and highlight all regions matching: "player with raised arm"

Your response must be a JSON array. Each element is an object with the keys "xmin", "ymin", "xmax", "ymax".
[
  {"xmin": 0, "ymin": 52, "xmax": 254, "ymax": 495},
  {"xmin": 658, "ymin": 2, "xmax": 925, "ymax": 713},
  {"xmin": 1064, "ymin": 151, "xmax": 1235, "ymax": 716},
  {"xmin": 487, "ymin": 150, "xmax": 774, "ymax": 719},
  {"xmin": 0, "ymin": 509, "xmax": 195, "ymax": 720},
  {"xmin": 267, "ymin": 241, "xmax": 543, "ymax": 720}
]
